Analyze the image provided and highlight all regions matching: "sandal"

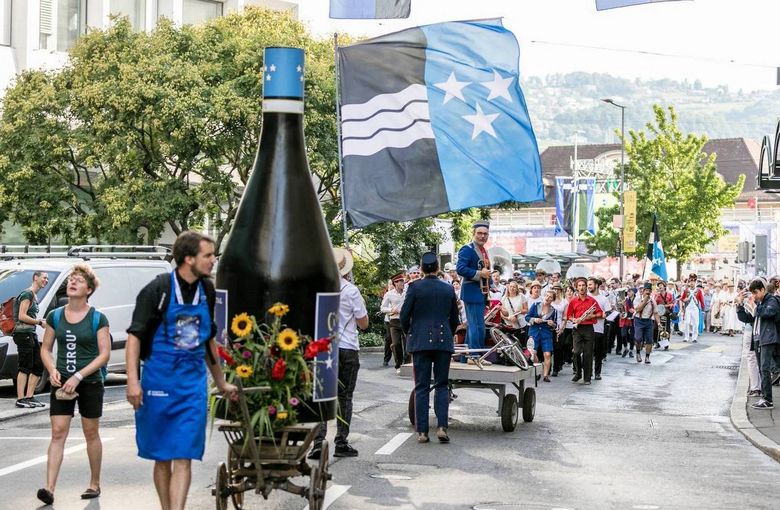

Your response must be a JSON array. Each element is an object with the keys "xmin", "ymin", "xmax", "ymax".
[
  {"xmin": 37, "ymin": 488, "xmax": 54, "ymax": 505},
  {"xmin": 81, "ymin": 487, "xmax": 101, "ymax": 499}
]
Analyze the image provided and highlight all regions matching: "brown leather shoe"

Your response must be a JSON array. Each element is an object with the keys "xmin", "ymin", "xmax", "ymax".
[
  {"xmin": 417, "ymin": 432, "xmax": 429, "ymax": 443},
  {"xmin": 436, "ymin": 427, "xmax": 450, "ymax": 443}
]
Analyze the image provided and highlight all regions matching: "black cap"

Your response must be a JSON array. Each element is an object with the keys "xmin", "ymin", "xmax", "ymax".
[
  {"xmin": 643, "ymin": 282, "xmax": 653, "ymax": 290},
  {"xmin": 421, "ymin": 252, "xmax": 438, "ymax": 274}
]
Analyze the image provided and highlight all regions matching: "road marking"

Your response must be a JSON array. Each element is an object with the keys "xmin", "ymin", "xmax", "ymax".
[
  {"xmin": 303, "ymin": 484, "xmax": 350, "ymax": 510},
  {"xmin": 0, "ymin": 437, "xmax": 83, "ymax": 441},
  {"xmin": 0, "ymin": 438, "xmax": 114, "ymax": 478},
  {"xmin": 375, "ymin": 432, "xmax": 413, "ymax": 455},
  {"xmin": 703, "ymin": 345, "xmax": 724, "ymax": 353}
]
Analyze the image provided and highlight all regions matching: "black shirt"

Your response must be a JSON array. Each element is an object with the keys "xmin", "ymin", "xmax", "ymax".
[{"xmin": 127, "ymin": 270, "xmax": 217, "ymax": 341}]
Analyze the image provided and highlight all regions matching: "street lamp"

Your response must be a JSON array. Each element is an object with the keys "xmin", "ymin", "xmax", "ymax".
[{"xmin": 602, "ymin": 98, "xmax": 626, "ymax": 280}]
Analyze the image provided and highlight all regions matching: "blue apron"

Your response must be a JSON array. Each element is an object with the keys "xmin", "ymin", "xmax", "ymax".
[{"xmin": 136, "ymin": 271, "xmax": 211, "ymax": 461}]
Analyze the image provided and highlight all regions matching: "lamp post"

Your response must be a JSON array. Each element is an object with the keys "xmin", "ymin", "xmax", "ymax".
[{"xmin": 602, "ymin": 98, "xmax": 626, "ymax": 280}]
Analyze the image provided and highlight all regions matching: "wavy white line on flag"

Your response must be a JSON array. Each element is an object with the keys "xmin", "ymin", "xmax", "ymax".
[
  {"xmin": 342, "ymin": 120, "xmax": 434, "ymax": 157},
  {"xmin": 341, "ymin": 100, "xmax": 430, "ymax": 140},
  {"xmin": 341, "ymin": 84, "xmax": 428, "ymax": 120}
]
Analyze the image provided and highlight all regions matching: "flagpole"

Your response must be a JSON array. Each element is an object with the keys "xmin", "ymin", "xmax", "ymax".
[{"xmin": 334, "ymin": 32, "xmax": 351, "ymax": 249}]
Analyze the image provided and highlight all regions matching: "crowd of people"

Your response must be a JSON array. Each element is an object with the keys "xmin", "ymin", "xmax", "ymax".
[{"xmin": 379, "ymin": 222, "xmax": 780, "ymax": 402}]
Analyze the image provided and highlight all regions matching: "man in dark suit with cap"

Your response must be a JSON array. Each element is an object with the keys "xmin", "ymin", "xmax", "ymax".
[{"xmin": 401, "ymin": 252, "xmax": 460, "ymax": 444}]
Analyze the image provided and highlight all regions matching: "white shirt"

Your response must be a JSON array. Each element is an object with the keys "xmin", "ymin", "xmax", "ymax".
[
  {"xmin": 338, "ymin": 278, "xmax": 368, "ymax": 351},
  {"xmin": 380, "ymin": 288, "xmax": 404, "ymax": 320},
  {"xmin": 501, "ymin": 294, "xmax": 527, "ymax": 328},
  {"xmin": 489, "ymin": 282, "xmax": 506, "ymax": 301},
  {"xmin": 633, "ymin": 294, "xmax": 657, "ymax": 319},
  {"xmin": 592, "ymin": 293, "xmax": 611, "ymax": 334}
]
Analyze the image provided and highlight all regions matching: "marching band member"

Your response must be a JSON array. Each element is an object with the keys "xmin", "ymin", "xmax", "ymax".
[
  {"xmin": 634, "ymin": 282, "xmax": 661, "ymax": 363},
  {"xmin": 456, "ymin": 222, "xmax": 492, "ymax": 361},
  {"xmin": 679, "ymin": 275, "xmax": 705, "ymax": 343},
  {"xmin": 565, "ymin": 277, "xmax": 603, "ymax": 385},
  {"xmin": 527, "ymin": 290, "xmax": 558, "ymax": 382}
]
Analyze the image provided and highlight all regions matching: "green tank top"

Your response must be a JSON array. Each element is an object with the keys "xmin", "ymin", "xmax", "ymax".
[
  {"xmin": 13, "ymin": 289, "xmax": 39, "ymax": 333},
  {"xmin": 46, "ymin": 307, "xmax": 109, "ymax": 384}
]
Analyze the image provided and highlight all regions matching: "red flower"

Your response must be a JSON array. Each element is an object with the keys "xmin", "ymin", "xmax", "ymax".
[
  {"xmin": 271, "ymin": 359, "xmax": 287, "ymax": 381},
  {"xmin": 217, "ymin": 345, "xmax": 236, "ymax": 366},
  {"xmin": 270, "ymin": 346, "xmax": 281, "ymax": 358},
  {"xmin": 304, "ymin": 338, "xmax": 331, "ymax": 360},
  {"xmin": 304, "ymin": 343, "xmax": 318, "ymax": 360}
]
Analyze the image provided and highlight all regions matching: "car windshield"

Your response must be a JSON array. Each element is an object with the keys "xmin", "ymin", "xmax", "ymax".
[{"xmin": 0, "ymin": 269, "xmax": 60, "ymax": 302}]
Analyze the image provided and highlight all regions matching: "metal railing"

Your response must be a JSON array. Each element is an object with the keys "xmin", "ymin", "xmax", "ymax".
[{"xmin": 0, "ymin": 244, "xmax": 172, "ymax": 260}]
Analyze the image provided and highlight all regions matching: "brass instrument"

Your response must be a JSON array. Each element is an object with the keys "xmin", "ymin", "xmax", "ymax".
[
  {"xmin": 573, "ymin": 303, "xmax": 597, "ymax": 328},
  {"xmin": 478, "ymin": 259, "xmax": 489, "ymax": 296}
]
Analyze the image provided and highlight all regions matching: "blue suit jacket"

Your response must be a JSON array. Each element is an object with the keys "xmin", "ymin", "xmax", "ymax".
[
  {"xmin": 400, "ymin": 276, "xmax": 459, "ymax": 353},
  {"xmin": 456, "ymin": 242, "xmax": 487, "ymax": 304}
]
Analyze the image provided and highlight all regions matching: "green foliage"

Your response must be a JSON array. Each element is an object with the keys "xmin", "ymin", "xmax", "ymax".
[
  {"xmin": 586, "ymin": 105, "xmax": 744, "ymax": 264},
  {"xmin": 359, "ymin": 331, "xmax": 385, "ymax": 348}
]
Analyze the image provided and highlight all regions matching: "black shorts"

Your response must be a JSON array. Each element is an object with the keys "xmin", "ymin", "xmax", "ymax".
[
  {"xmin": 13, "ymin": 332, "xmax": 43, "ymax": 377},
  {"xmin": 50, "ymin": 381, "xmax": 104, "ymax": 419}
]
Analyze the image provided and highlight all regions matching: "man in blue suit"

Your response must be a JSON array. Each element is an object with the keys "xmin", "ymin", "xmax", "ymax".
[
  {"xmin": 401, "ymin": 252, "xmax": 460, "ymax": 444},
  {"xmin": 456, "ymin": 221, "xmax": 492, "ymax": 361}
]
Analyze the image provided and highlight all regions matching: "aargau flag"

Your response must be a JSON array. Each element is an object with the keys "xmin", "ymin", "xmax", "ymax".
[
  {"xmin": 330, "ymin": 0, "xmax": 411, "ymax": 19},
  {"xmin": 596, "ymin": 0, "xmax": 691, "ymax": 10},
  {"xmin": 338, "ymin": 19, "xmax": 543, "ymax": 227}
]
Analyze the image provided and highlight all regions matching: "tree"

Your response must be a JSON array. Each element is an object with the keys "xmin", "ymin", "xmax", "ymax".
[{"xmin": 586, "ymin": 105, "xmax": 744, "ymax": 272}]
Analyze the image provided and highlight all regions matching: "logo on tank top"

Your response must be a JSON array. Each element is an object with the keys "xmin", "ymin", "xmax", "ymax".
[{"xmin": 65, "ymin": 329, "xmax": 77, "ymax": 374}]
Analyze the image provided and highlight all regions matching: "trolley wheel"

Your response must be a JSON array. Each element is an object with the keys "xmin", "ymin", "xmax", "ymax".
[
  {"xmin": 308, "ymin": 467, "xmax": 324, "ymax": 510},
  {"xmin": 318, "ymin": 441, "xmax": 330, "ymax": 481},
  {"xmin": 408, "ymin": 389, "xmax": 415, "ymax": 427},
  {"xmin": 522, "ymin": 387, "xmax": 536, "ymax": 423},
  {"xmin": 215, "ymin": 462, "xmax": 228, "ymax": 510},
  {"xmin": 227, "ymin": 448, "xmax": 244, "ymax": 509},
  {"xmin": 500, "ymin": 394, "xmax": 518, "ymax": 432}
]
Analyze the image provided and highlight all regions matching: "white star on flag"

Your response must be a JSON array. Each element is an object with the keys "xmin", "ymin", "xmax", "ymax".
[
  {"xmin": 463, "ymin": 102, "xmax": 499, "ymax": 140},
  {"xmin": 481, "ymin": 70, "xmax": 514, "ymax": 102},
  {"xmin": 325, "ymin": 355, "xmax": 333, "ymax": 370},
  {"xmin": 266, "ymin": 74, "xmax": 271, "ymax": 81},
  {"xmin": 269, "ymin": 64, "xmax": 277, "ymax": 72},
  {"xmin": 296, "ymin": 65, "xmax": 302, "ymax": 72},
  {"xmin": 434, "ymin": 72, "xmax": 470, "ymax": 105}
]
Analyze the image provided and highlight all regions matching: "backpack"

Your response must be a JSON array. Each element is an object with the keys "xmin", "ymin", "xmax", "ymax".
[
  {"xmin": 0, "ymin": 296, "xmax": 16, "ymax": 335},
  {"xmin": 51, "ymin": 307, "xmax": 108, "ymax": 382}
]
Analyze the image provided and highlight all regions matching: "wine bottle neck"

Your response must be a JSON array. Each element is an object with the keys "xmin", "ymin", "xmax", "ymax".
[{"xmin": 263, "ymin": 99, "xmax": 304, "ymax": 115}]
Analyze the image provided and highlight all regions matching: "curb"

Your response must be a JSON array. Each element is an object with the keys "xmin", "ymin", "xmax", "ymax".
[
  {"xmin": 730, "ymin": 352, "xmax": 780, "ymax": 463},
  {"xmin": 0, "ymin": 405, "xmax": 48, "ymax": 424}
]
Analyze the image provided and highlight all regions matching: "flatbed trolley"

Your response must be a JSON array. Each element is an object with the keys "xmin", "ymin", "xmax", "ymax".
[
  {"xmin": 212, "ymin": 384, "xmax": 330, "ymax": 509},
  {"xmin": 400, "ymin": 361, "xmax": 540, "ymax": 432}
]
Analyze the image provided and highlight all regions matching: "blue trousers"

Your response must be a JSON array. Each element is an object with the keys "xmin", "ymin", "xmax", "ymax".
[
  {"xmin": 412, "ymin": 350, "xmax": 452, "ymax": 432},
  {"xmin": 465, "ymin": 301, "xmax": 486, "ymax": 354}
]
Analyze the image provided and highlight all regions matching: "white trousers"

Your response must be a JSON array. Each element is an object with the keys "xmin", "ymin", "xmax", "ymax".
[
  {"xmin": 741, "ymin": 324, "xmax": 761, "ymax": 392},
  {"xmin": 683, "ymin": 305, "xmax": 700, "ymax": 342}
]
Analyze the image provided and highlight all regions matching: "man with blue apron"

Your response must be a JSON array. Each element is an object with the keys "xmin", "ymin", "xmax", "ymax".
[{"xmin": 125, "ymin": 231, "xmax": 237, "ymax": 510}]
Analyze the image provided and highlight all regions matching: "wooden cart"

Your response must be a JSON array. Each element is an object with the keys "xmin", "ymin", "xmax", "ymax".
[
  {"xmin": 212, "ymin": 385, "xmax": 330, "ymax": 509},
  {"xmin": 400, "ymin": 361, "xmax": 540, "ymax": 432}
]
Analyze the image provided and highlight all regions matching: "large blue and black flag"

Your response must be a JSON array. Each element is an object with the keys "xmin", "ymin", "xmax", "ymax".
[
  {"xmin": 596, "ymin": 0, "xmax": 691, "ymax": 10},
  {"xmin": 337, "ymin": 19, "xmax": 543, "ymax": 227},
  {"xmin": 330, "ymin": 0, "xmax": 411, "ymax": 19},
  {"xmin": 645, "ymin": 213, "xmax": 668, "ymax": 281}
]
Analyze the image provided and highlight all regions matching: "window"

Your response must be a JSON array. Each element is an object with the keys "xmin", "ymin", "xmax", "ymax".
[
  {"xmin": 182, "ymin": 0, "xmax": 222, "ymax": 25},
  {"xmin": 56, "ymin": 0, "xmax": 85, "ymax": 52},
  {"xmin": 110, "ymin": 0, "xmax": 146, "ymax": 31},
  {"xmin": 0, "ymin": 0, "xmax": 10, "ymax": 46}
]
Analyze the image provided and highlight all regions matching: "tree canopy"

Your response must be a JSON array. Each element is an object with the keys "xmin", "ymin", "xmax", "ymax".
[{"xmin": 586, "ymin": 105, "xmax": 744, "ymax": 268}]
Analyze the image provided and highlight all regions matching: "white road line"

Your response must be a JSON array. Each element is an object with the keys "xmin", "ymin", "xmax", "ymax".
[
  {"xmin": 375, "ymin": 432, "xmax": 412, "ymax": 455},
  {"xmin": 0, "ymin": 437, "xmax": 81, "ymax": 441},
  {"xmin": 0, "ymin": 438, "xmax": 114, "ymax": 478},
  {"xmin": 304, "ymin": 484, "xmax": 350, "ymax": 510}
]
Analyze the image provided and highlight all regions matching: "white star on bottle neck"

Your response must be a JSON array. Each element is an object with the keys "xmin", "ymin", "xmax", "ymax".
[
  {"xmin": 462, "ymin": 103, "xmax": 499, "ymax": 140},
  {"xmin": 434, "ymin": 72, "xmax": 470, "ymax": 105},
  {"xmin": 481, "ymin": 70, "xmax": 514, "ymax": 102}
]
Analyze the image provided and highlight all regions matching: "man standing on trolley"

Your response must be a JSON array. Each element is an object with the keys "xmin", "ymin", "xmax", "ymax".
[
  {"xmin": 456, "ymin": 221, "xmax": 492, "ymax": 362},
  {"xmin": 401, "ymin": 252, "xmax": 460, "ymax": 444}
]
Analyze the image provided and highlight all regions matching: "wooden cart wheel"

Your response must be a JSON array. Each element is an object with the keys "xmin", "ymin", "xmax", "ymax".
[
  {"xmin": 408, "ymin": 389, "xmax": 415, "ymax": 427},
  {"xmin": 227, "ymin": 448, "xmax": 244, "ymax": 509},
  {"xmin": 215, "ymin": 462, "xmax": 228, "ymax": 510},
  {"xmin": 522, "ymin": 387, "xmax": 536, "ymax": 423},
  {"xmin": 500, "ymin": 394, "xmax": 518, "ymax": 432},
  {"xmin": 308, "ymin": 467, "xmax": 323, "ymax": 510},
  {"xmin": 318, "ymin": 441, "xmax": 330, "ymax": 482}
]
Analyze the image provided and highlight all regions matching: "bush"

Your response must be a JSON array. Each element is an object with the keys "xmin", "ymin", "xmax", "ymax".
[{"xmin": 359, "ymin": 331, "xmax": 385, "ymax": 348}]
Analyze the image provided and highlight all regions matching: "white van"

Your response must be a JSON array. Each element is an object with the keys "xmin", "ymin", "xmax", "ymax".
[{"xmin": 0, "ymin": 253, "xmax": 172, "ymax": 391}]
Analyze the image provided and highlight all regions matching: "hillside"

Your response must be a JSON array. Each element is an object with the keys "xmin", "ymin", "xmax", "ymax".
[{"xmin": 522, "ymin": 72, "xmax": 780, "ymax": 149}]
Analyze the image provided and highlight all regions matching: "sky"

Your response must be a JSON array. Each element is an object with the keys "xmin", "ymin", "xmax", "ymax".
[{"xmin": 297, "ymin": 0, "xmax": 780, "ymax": 92}]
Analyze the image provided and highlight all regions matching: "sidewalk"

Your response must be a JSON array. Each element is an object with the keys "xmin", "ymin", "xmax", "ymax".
[{"xmin": 730, "ymin": 353, "xmax": 780, "ymax": 462}]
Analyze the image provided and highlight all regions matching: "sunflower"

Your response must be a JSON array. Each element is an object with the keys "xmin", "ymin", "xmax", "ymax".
[
  {"xmin": 231, "ymin": 313, "xmax": 253, "ymax": 337},
  {"xmin": 268, "ymin": 302, "xmax": 290, "ymax": 318},
  {"xmin": 236, "ymin": 364, "xmax": 253, "ymax": 378},
  {"xmin": 277, "ymin": 328, "xmax": 299, "ymax": 351},
  {"xmin": 276, "ymin": 411, "xmax": 289, "ymax": 420}
]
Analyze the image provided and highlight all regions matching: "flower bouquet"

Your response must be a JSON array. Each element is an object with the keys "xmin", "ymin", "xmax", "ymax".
[{"xmin": 211, "ymin": 303, "xmax": 333, "ymax": 440}]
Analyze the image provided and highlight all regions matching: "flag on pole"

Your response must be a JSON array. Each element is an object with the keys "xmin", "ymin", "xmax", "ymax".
[
  {"xmin": 596, "ymin": 0, "xmax": 691, "ymax": 10},
  {"xmin": 577, "ymin": 178, "xmax": 596, "ymax": 236},
  {"xmin": 554, "ymin": 177, "xmax": 575, "ymax": 237},
  {"xmin": 330, "ymin": 0, "xmax": 411, "ymax": 19},
  {"xmin": 337, "ymin": 19, "xmax": 543, "ymax": 227},
  {"xmin": 645, "ymin": 213, "xmax": 668, "ymax": 281}
]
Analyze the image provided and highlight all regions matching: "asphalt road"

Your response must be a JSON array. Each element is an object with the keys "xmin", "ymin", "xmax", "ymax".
[{"xmin": 0, "ymin": 332, "xmax": 778, "ymax": 509}]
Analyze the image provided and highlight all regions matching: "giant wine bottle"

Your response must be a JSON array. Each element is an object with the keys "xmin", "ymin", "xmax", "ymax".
[{"xmin": 216, "ymin": 47, "xmax": 340, "ymax": 422}]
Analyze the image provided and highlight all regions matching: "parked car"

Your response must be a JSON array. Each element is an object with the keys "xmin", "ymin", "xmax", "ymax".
[{"xmin": 0, "ymin": 253, "xmax": 172, "ymax": 392}]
